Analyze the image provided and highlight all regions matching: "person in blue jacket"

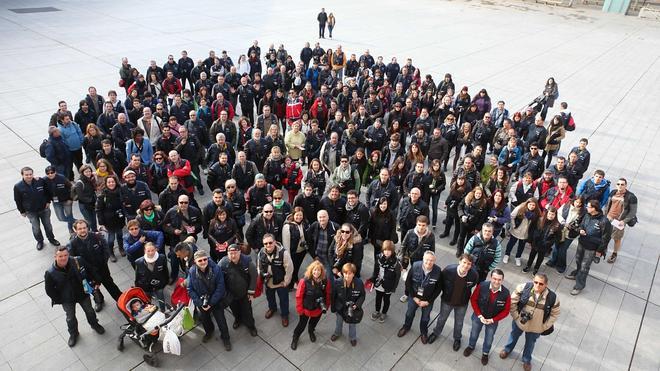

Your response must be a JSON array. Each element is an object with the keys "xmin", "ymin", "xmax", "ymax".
[
  {"xmin": 45, "ymin": 127, "xmax": 73, "ymax": 179},
  {"xmin": 188, "ymin": 249, "xmax": 232, "ymax": 351},
  {"xmin": 576, "ymin": 169, "xmax": 610, "ymax": 208},
  {"xmin": 125, "ymin": 128, "xmax": 154, "ymax": 166},
  {"xmin": 123, "ymin": 219, "xmax": 164, "ymax": 267},
  {"xmin": 56, "ymin": 114, "xmax": 84, "ymax": 180}
]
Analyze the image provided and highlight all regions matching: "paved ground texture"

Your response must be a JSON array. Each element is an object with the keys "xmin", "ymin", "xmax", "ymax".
[{"xmin": 0, "ymin": 0, "xmax": 659, "ymax": 370}]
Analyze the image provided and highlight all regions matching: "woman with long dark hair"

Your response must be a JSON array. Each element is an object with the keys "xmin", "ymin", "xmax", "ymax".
[
  {"xmin": 282, "ymin": 207, "xmax": 308, "ymax": 289},
  {"xmin": 486, "ymin": 189, "xmax": 511, "ymax": 238},
  {"xmin": 368, "ymin": 197, "xmax": 398, "ymax": 261},
  {"xmin": 95, "ymin": 176, "xmax": 125, "ymax": 262},
  {"xmin": 425, "ymin": 159, "xmax": 446, "ymax": 228},
  {"xmin": 207, "ymin": 208, "xmax": 238, "ymax": 262},
  {"xmin": 524, "ymin": 206, "xmax": 561, "ymax": 275},
  {"xmin": 456, "ymin": 187, "xmax": 489, "ymax": 255},
  {"xmin": 440, "ymin": 175, "xmax": 471, "ymax": 244}
]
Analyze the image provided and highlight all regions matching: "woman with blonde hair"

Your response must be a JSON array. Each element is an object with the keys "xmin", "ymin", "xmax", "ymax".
[
  {"xmin": 330, "ymin": 223, "xmax": 363, "ymax": 277},
  {"xmin": 291, "ymin": 260, "xmax": 331, "ymax": 350},
  {"xmin": 94, "ymin": 158, "xmax": 115, "ymax": 195},
  {"xmin": 504, "ymin": 197, "xmax": 541, "ymax": 266},
  {"xmin": 456, "ymin": 186, "xmax": 489, "ymax": 255},
  {"xmin": 82, "ymin": 124, "xmax": 103, "ymax": 164},
  {"xmin": 331, "ymin": 263, "xmax": 365, "ymax": 346}
]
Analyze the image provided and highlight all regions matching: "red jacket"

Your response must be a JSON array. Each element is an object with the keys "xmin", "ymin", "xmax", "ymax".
[
  {"xmin": 286, "ymin": 97, "xmax": 303, "ymax": 125},
  {"xmin": 162, "ymin": 78, "xmax": 182, "ymax": 95},
  {"xmin": 167, "ymin": 159, "xmax": 193, "ymax": 193},
  {"xmin": 470, "ymin": 283, "xmax": 511, "ymax": 322},
  {"xmin": 211, "ymin": 99, "xmax": 235, "ymax": 121},
  {"xmin": 282, "ymin": 163, "xmax": 303, "ymax": 189},
  {"xmin": 296, "ymin": 277, "xmax": 331, "ymax": 317}
]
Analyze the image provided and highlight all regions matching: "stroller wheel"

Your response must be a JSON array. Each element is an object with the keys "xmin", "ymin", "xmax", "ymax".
[{"xmin": 143, "ymin": 354, "xmax": 158, "ymax": 367}]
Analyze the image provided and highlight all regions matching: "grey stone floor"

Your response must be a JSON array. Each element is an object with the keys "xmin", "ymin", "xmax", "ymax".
[{"xmin": 0, "ymin": 0, "xmax": 659, "ymax": 370}]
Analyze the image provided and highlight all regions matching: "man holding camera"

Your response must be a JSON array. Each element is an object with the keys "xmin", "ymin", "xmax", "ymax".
[
  {"xmin": 257, "ymin": 234, "xmax": 293, "ymax": 327},
  {"xmin": 500, "ymin": 273, "xmax": 560, "ymax": 371},
  {"xmin": 187, "ymin": 250, "xmax": 232, "ymax": 350}
]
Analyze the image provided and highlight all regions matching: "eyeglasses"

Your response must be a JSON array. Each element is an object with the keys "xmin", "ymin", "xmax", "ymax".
[
  {"xmin": 154, "ymin": 157, "xmax": 163, "ymax": 160},
  {"xmin": 226, "ymin": 185, "xmax": 235, "ymax": 189},
  {"xmin": 263, "ymin": 210, "xmax": 273, "ymax": 213},
  {"xmin": 273, "ymin": 197, "xmax": 282, "ymax": 200},
  {"xmin": 340, "ymin": 230, "xmax": 351, "ymax": 234},
  {"xmin": 179, "ymin": 201, "xmax": 189, "ymax": 204},
  {"xmin": 533, "ymin": 281, "xmax": 545, "ymax": 286},
  {"xmin": 46, "ymin": 171, "xmax": 55, "ymax": 175},
  {"xmin": 157, "ymin": 108, "xmax": 163, "ymax": 110},
  {"xmin": 264, "ymin": 241, "xmax": 274, "ymax": 245},
  {"xmin": 196, "ymin": 258, "xmax": 208, "ymax": 263},
  {"xmin": 144, "ymin": 207, "xmax": 153, "ymax": 211},
  {"xmin": 530, "ymin": 148, "xmax": 538, "ymax": 150}
]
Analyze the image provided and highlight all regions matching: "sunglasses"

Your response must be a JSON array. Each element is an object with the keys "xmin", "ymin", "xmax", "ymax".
[
  {"xmin": 226, "ymin": 185, "xmax": 235, "ymax": 189},
  {"xmin": 155, "ymin": 157, "xmax": 163, "ymax": 160},
  {"xmin": 179, "ymin": 201, "xmax": 189, "ymax": 204},
  {"xmin": 144, "ymin": 207, "xmax": 153, "ymax": 211},
  {"xmin": 273, "ymin": 197, "xmax": 282, "ymax": 200},
  {"xmin": 263, "ymin": 210, "xmax": 273, "ymax": 213},
  {"xmin": 533, "ymin": 281, "xmax": 545, "ymax": 286},
  {"xmin": 46, "ymin": 171, "xmax": 56, "ymax": 175},
  {"xmin": 340, "ymin": 230, "xmax": 351, "ymax": 234},
  {"xmin": 264, "ymin": 241, "xmax": 274, "ymax": 245}
]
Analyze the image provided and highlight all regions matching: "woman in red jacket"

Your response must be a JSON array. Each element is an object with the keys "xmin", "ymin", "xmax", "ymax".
[
  {"xmin": 282, "ymin": 156, "xmax": 303, "ymax": 202},
  {"xmin": 291, "ymin": 260, "xmax": 331, "ymax": 350}
]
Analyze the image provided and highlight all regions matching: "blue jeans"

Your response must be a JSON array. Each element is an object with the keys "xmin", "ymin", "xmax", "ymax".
[
  {"xmin": 432, "ymin": 301, "xmax": 468, "ymax": 340},
  {"xmin": 503, "ymin": 321, "xmax": 540, "ymax": 364},
  {"xmin": 403, "ymin": 297, "xmax": 434, "ymax": 336},
  {"xmin": 505, "ymin": 236, "xmax": 527, "ymax": 258},
  {"xmin": 549, "ymin": 238, "xmax": 573, "ymax": 272},
  {"xmin": 571, "ymin": 244, "xmax": 596, "ymax": 291},
  {"xmin": 468, "ymin": 313, "xmax": 499, "ymax": 354},
  {"xmin": 334, "ymin": 313, "xmax": 357, "ymax": 340},
  {"xmin": 78, "ymin": 203, "xmax": 97, "ymax": 232},
  {"xmin": 105, "ymin": 228, "xmax": 123, "ymax": 250},
  {"xmin": 26, "ymin": 208, "xmax": 55, "ymax": 242},
  {"xmin": 52, "ymin": 201, "xmax": 75, "ymax": 232},
  {"xmin": 265, "ymin": 286, "xmax": 290, "ymax": 317}
]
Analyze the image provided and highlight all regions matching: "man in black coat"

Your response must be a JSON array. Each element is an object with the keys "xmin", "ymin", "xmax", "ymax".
[
  {"xmin": 68, "ymin": 220, "xmax": 122, "ymax": 311},
  {"xmin": 45, "ymin": 247, "xmax": 105, "ymax": 347},
  {"xmin": 317, "ymin": 8, "xmax": 328, "ymax": 38},
  {"xmin": 14, "ymin": 167, "xmax": 60, "ymax": 250}
]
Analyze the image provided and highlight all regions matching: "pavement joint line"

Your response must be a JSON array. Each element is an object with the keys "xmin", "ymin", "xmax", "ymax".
[
  {"xmin": 587, "ymin": 54, "xmax": 660, "ymax": 140},
  {"xmin": 628, "ymin": 254, "xmax": 660, "ymax": 370},
  {"xmin": 0, "ymin": 119, "xmax": 39, "ymax": 153}
]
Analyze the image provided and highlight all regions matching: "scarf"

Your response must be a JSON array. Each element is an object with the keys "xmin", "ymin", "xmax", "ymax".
[
  {"xmin": 96, "ymin": 168, "xmax": 109, "ymax": 177},
  {"xmin": 144, "ymin": 252, "xmax": 159, "ymax": 264},
  {"xmin": 336, "ymin": 165, "xmax": 352, "ymax": 182},
  {"xmin": 143, "ymin": 212, "xmax": 155, "ymax": 222}
]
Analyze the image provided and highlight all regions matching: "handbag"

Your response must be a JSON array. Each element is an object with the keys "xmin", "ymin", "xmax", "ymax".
[
  {"xmin": 342, "ymin": 305, "xmax": 364, "ymax": 324},
  {"xmin": 254, "ymin": 275, "xmax": 264, "ymax": 298},
  {"xmin": 170, "ymin": 278, "xmax": 190, "ymax": 305},
  {"xmin": 182, "ymin": 306, "xmax": 195, "ymax": 331}
]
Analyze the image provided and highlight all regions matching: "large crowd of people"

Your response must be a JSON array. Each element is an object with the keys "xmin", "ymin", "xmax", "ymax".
[{"xmin": 22, "ymin": 33, "xmax": 639, "ymax": 370}]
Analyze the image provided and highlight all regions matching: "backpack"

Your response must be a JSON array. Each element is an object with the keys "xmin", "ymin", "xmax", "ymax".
[
  {"xmin": 39, "ymin": 139, "xmax": 50, "ymax": 158},
  {"xmin": 563, "ymin": 113, "xmax": 575, "ymax": 132}
]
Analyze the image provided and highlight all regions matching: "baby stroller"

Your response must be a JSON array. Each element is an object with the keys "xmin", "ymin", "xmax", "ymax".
[{"xmin": 116, "ymin": 287, "xmax": 185, "ymax": 367}]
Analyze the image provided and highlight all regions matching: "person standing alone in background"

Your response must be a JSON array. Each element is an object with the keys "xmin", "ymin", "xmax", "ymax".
[
  {"xmin": 317, "ymin": 8, "xmax": 328, "ymax": 39},
  {"xmin": 328, "ymin": 13, "xmax": 336, "ymax": 39}
]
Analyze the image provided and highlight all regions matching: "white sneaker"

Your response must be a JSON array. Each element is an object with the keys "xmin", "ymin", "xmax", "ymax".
[
  {"xmin": 515, "ymin": 258, "xmax": 522, "ymax": 267},
  {"xmin": 399, "ymin": 295, "xmax": 408, "ymax": 303},
  {"xmin": 502, "ymin": 255, "xmax": 509, "ymax": 264}
]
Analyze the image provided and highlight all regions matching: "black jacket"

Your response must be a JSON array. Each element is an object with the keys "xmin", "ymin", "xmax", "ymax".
[
  {"xmin": 14, "ymin": 178, "xmax": 50, "ymax": 213},
  {"xmin": 319, "ymin": 196, "xmax": 347, "ymax": 225},
  {"xmin": 293, "ymin": 193, "xmax": 320, "ymax": 225},
  {"xmin": 578, "ymin": 211, "xmax": 612, "ymax": 253},
  {"xmin": 370, "ymin": 253, "xmax": 401, "ymax": 293},
  {"xmin": 231, "ymin": 161, "xmax": 258, "ymax": 191},
  {"xmin": 405, "ymin": 262, "xmax": 442, "ymax": 302},
  {"xmin": 307, "ymin": 221, "xmax": 339, "ymax": 260},
  {"xmin": 345, "ymin": 202, "xmax": 370, "ymax": 239},
  {"xmin": 398, "ymin": 197, "xmax": 430, "ymax": 232},
  {"xmin": 120, "ymin": 181, "xmax": 152, "ymax": 218},
  {"xmin": 245, "ymin": 214, "xmax": 284, "ymax": 249},
  {"xmin": 440, "ymin": 264, "xmax": 478, "ymax": 305},
  {"xmin": 44, "ymin": 174, "xmax": 72, "ymax": 202},
  {"xmin": 331, "ymin": 278, "xmax": 366, "ymax": 314},
  {"xmin": 366, "ymin": 179, "xmax": 399, "ymax": 209},
  {"xmin": 67, "ymin": 233, "xmax": 109, "ymax": 282},
  {"xmin": 95, "ymin": 188, "xmax": 125, "ymax": 229},
  {"xmin": 163, "ymin": 205, "xmax": 203, "ymax": 242},
  {"xmin": 44, "ymin": 257, "xmax": 90, "ymax": 305},
  {"xmin": 134, "ymin": 254, "xmax": 169, "ymax": 292}
]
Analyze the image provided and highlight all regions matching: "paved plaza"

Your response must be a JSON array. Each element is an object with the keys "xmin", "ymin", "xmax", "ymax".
[{"xmin": 0, "ymin": 0, "xmax": 659, "ymax": 369}]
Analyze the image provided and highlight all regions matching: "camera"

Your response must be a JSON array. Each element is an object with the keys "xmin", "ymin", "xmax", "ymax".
[
  {"xmin": 519, "ymin": 311, "xmax": 533, "ymax": 324},
  {"xmin": 346, "ymin": 301, "xmax": 355, "ymax": 318},
  {"xmin": 115, "ymin": 209, "xmax": 124, "ymax": 219},
  {"xmin": 374, "ymin": 277, "xmax": 383, "ymax": 288},
  {"xmin": 202, "ymin": 295, "xmax": 209, "ymax": 307},
  {"xmin": 316, "ymin": 297, "xmax": 327, "ymax": 313}
]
